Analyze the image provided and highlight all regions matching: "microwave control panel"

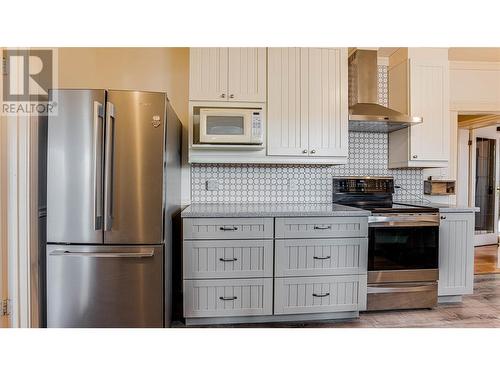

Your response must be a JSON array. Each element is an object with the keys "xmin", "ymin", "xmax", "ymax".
[{"xmin": 251, "ymin": 111, "xmax": 264, "ymax": 143}]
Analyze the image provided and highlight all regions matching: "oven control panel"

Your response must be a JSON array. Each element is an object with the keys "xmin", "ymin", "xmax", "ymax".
[{"xmin": 333, "ymin": 177, "xmax": 394, "ymax": 193}]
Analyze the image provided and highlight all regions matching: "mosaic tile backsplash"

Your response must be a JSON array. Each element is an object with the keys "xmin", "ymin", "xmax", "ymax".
[{"xmin": 190, "ymin": 65, "xmax": 424, "ymax": 203}]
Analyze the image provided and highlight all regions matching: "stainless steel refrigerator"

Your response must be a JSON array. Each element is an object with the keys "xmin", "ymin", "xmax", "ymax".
[{"xmin": 46, "ymin": 89, "xmax": 181, "ymax": 328}]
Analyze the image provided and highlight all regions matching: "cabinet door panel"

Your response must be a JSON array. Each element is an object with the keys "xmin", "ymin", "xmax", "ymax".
[
  {"xmin": 307, "ymin": 48, "xmax": 348, "ymax": 157},
  {"xmin": 189, "ymin": 48, "xmax": 228, "ymax": 101},
  {"xmin": 228, "ymin": 48, "xmax": 266, "ymax": 102},
  {"xmin": 409, "ymin": 59, "xmax": 449, "ymax": 161},
  {"xmin": 274, "ymin": 275, "xmax": 367, "ymax": 315},
  {"xmin": 184, "ymin": 278, "xmax": 273, "ymax": 318},
  {"xmin": 438, "ymin": 213, "xmax": 474, "ymax": 296},
  {"xmin": 267, "ymin": 48, "xmax": 308, "ymax": 156}
]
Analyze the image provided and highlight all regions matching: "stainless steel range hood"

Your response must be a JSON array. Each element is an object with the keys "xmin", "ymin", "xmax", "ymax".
[{"xmin": 348, "ymin": 49, "xmax": 422, "ymax": 133}]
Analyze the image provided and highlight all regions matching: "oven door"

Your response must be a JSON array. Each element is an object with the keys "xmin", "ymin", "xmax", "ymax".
[
  {"xmin": 199, "ymin": 108, "xmax": 253, "ymax": 144},
  {"xmin": 368, "ymin": 224, "xmax": 439, "ymax": 282}
]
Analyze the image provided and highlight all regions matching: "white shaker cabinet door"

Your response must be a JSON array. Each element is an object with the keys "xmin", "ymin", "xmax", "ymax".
[
  {"xmin": 189, "ymin": 47, "xmax": 228, "ymax": 101},
  {"xmin": 306, "ymin": 48, "xmax": 348, "ymax": 158},
  {"xmin": 438, "ymin": 212, "xmax": 474, "ymax": 296},
  {"xmin": 267, "ymin": 48, "xmax": 309, "ymax": 156},
  {"xmin": 409, "ymin": 58, "xmax": 450, "ymax": 162},
  {"xmin": 228, "ymin": 48, "xmax": 266, "ymax": 102}
]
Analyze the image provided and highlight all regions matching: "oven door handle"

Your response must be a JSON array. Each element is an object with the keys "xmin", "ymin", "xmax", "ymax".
[
  {"xmin": 369, "ymin": 216, "xmax": 439, "ymax": 227},
  {"xmin": 367, "ymin": 284, "xmax": 436, "ymax": 293}
]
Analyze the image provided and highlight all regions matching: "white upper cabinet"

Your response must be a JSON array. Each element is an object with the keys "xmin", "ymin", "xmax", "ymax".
[
  {"xmin": 228, "ymin": 48, "xmax": 266, "ymax": 102},
  {"xmin": 267, "ymin": 48, "xmax": 307, "ymax": 156},
  {"xmin": 189, "ymin": 48, "xmax": 228, "ymax": 101},
  {"xmin": 189, "ymin": 47, "xmax": 266, "ymax": 102},
  {"xmin": 307, "ymin": 48, "xmax": 348, "ymax": 157},
  {"xmin": 267, "ymin": 48, "xmax": 348, "ymax": 159},
  {"xmin": 388, "ymin": 48, "xmax": 450, "ymax": 168}
]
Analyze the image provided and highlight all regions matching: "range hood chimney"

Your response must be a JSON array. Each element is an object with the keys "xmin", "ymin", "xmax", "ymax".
[{"xmin": 348, "ymin": 49, "xmax": 422, "ymax": 133}]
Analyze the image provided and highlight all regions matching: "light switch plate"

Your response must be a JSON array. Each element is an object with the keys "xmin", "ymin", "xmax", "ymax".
[
  {"xmin": 206, "ymin": 179, "xmax": 218, "ymax": 191},
  {"xmin": 287, "ymin": 179, "xmax": 299, "ymax": 191}
]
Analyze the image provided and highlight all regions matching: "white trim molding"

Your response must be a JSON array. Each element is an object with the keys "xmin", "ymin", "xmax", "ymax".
[
  {"xmin": 1, "ymin": 50, "xmax": 40, "ymax": 328},
  {"xmin": 0, "ymin": 47, "xmax": 11, "ymax": 328}
]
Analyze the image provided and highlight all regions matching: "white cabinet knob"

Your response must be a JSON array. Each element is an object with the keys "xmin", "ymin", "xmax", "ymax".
[
  {"xmin": 220, "ymin": 93, "xmax": 226, "ymax": 98},
  {"xmin": 310, "ymin": 150, "xmax": 316, "ymax": 154},
  {"xmin": 302, "ymin": 150, "xmax": 308, "ymax": 154},
  {"xmin": 412, "ymin": 155, "xmax": 418, "ymax": 159},
  {"xmin": 229, "ymin": 94, "xmax": 234, "ymax": 99}
]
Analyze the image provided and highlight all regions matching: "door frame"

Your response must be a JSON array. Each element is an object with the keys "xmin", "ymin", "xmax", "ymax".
[
  {"xmin": 0, "ymin": 54, "xmax": 9, "ymax": 327},
  {"xmin": 1, "ymin": 48, "xmax": 41, "ymax": 328},
  {"xmin": 469, "ymin": 127, "xmax": 500, "ymax": 246}
]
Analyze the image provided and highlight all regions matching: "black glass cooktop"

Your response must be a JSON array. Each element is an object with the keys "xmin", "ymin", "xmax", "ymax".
[{"xmin": 345, "ymin": 202, "xmax": 438, "ymax": 214}]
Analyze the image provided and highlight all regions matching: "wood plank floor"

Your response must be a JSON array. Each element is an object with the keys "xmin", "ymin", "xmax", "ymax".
[
  {"xmin": 173, "ymin": 274, "xmax": 500, "ymax": 328},
  {"xmin": 475, "ymin": 245, "xmax": 500, "ymax": 274}
]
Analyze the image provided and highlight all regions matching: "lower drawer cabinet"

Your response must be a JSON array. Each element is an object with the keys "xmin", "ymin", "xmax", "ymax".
[
  {"xmin": 183, "ymin": 239, "xmax": 274, "ymax": 279},
  {"xmin": 274, "ymin": 275, "xmax": 367, "ymax": 315},
  {"xmin": 275, "ymin": 238, "xmax": 368, "ymax": 277},
  {"xmin": 184, "ymin": 278, "xmax": 273, "ymax": 318}
]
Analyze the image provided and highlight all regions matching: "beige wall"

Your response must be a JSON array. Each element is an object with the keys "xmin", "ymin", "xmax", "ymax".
[
  {"xmin": 57, "ymin": 48, "xmax": 189, "ymax": 126},
  {"xmin": 449, "ymin": 48, "xmax": 500, "ymax": 62}
]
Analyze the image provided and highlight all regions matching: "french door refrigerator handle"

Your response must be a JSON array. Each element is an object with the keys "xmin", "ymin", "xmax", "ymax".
[
  {"xmin": 93, "ymin": 101, "xmax": 104, "ymax": 230},
  {"xmin": 49, "ymin": 249, "xmax": 155, "ymax": 258},
  {"xmin": 104, "ymin": 101, "xmax": 116, "ymax": 231}
]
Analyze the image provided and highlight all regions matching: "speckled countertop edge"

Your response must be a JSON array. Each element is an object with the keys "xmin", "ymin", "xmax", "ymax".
[{"xmin": 181, "ymin": 203, "xmax": 371, "ymax": 218}]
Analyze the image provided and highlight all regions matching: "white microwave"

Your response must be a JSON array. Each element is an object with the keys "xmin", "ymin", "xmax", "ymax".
[{"xmin": 199, "ymin": 108, "xmax": 264, "ymax": 145}]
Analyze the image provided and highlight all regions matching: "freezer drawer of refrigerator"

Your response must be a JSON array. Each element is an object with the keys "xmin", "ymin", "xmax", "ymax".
[{"xmin": 47, "ymin": 244, "xmax": 163, "ymax": 328}]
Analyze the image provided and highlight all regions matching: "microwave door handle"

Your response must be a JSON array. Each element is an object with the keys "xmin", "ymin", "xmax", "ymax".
[{"xmin": 104, "ymin": 102, "xmax": 115, "ymax": 231}]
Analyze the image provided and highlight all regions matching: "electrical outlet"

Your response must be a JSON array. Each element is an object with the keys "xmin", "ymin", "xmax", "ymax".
[
  {"xmin": 287, "ymin": 179, "xmax": 299, "ymax": 191},
  {"xmin": 205, "ymin": 179, "xmax": 218, "ymax": 191}
]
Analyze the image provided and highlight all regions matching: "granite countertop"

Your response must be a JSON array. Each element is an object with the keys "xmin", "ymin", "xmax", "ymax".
[
  {"xmin": 397, "ymin": 201, "xmax": 480, "ymax": 213},
  {"xmin": 181, "ymin": 203, "xmax": 371, "ymax": 218}
]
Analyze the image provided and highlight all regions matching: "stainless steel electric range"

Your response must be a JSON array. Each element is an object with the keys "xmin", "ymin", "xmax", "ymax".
[{"xmin": 333, "ymin": 177, "xmax": 439, "ymax": 311}]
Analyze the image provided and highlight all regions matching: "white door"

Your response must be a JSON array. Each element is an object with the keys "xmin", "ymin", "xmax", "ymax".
[
  {"xmin": 306, "ymin": 48, "xmax": 348, "ymax": 157},
  {"xmin": 409, "ymin": 58, "xmax": 450, "ymax": 162},
  {"xmin": 470, "ymin": 126, "xmax": 500, "ymax": 246},
  {"xmin": 189, "ymin": 48, "xmax": 228, "ymax": 101},
  {"xmin": 267, "ymin": 48, "xmax": 308, "ymax": 156},
  {"xmin": 228, "ymin": 48, "xmax": 266, "ymax": 102}
]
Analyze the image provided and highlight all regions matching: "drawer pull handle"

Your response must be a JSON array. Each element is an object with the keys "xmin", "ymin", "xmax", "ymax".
[
  {"xmin": 219, "ymin": 257, "xmax": 238, "ymax": 262},
  {"xmin": 312, "ymin": 293, "xmax": 330, "ymax": 298},
  {"xmin": 219, "ymin": 226, "xmax": 238, "ymax": 231},
  {"xmin": 219, "ymin": 296, "xmax": 238, "ymax": 301},
  {"xmin": 313, "ymin": 255, "xmax": 331, "ymax": 260},
  {"xmin": 313, "ymin": 225, "xmax": 332, "ymax": 230}
]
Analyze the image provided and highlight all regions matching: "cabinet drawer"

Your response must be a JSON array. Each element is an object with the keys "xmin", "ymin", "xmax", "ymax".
[
  {"xmin": 274, "ymin": 275, "xmax": 367, "ymax": 315},
  {"xmin": 275, "ymin": 217, "xmax": 368, "ymax": 238},
  {"xmin": 183, "ymin": 218, "xmax": 274, "ymax": 240},
  {"xmin": 275, "ymin": 238, "xmax": 368, "ymax": 277},
  {"xmin": 184, "ymin": 278, "xmax": 273, "ymax": 318},
  {"xmin": 183, "ymin": 239, "xmax": 274, "ymax": 279}
]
